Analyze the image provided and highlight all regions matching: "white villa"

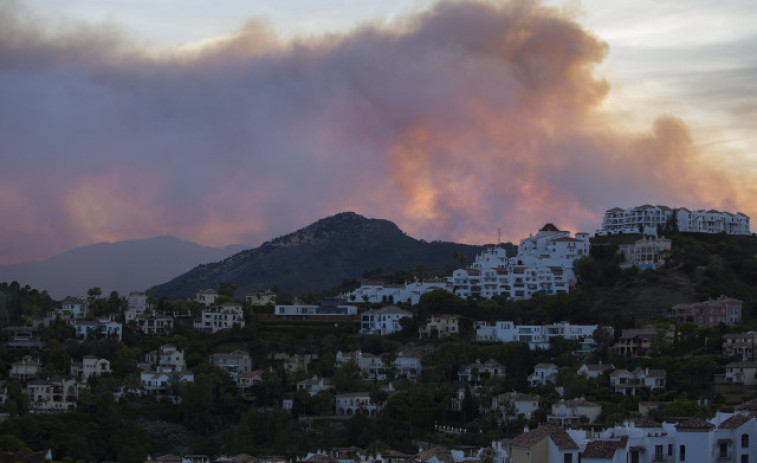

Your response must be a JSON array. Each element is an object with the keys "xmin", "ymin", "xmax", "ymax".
[
  {"xmin": 348, "ymin": 279, "xmax": 451, "ymax": 305},
  {"xmin": 70, "ymin": 355, "xmax": 111, "ymax": 382},
  {"xmin": 548, "ymin": 399, "xmax": 602, "ymax": 426},
  {"xmin": 27, "ymin": 377, "xmax": 78, "ymax": 412},
  {"xmin": 458, "ymin": 359, "xmax": 505, "ymax": 383},
  {"xmin": 475, "ymin": 321, "xmax": 602, "ymax": 350},
  {"xmin": 196, "ymin": 289, "xmax": 219, "ymax": 306},
  {"xmin": 71, "ymin": 317, "xmax": 123, "ymax": 341},
  {"xmin": 529, "ymin": 363, "xmax": 559, "ymax": 387},
  {"xmin": 618, "ymin": 236, "xmax": 672, "ymax": 270},
  {"xmin": 140, "ymin": 345, "xmax": 193, "ymax": 395},
  {"xmin": 609, "ymin": 368, "xmax": 667, "ymax": 396},
  {"xmin": 335, "ymin": 392, "xmax": 381, "ymax": 417},
  {"xmin": 144, "ymin": 344, "xmax": 186, "ymax": 372},
  {"xmin": 209, "ymin": 350, "xmax": 252, "ymax": 382},
  {"xmin": 360, "ymin": 305, "xmax": 413, "ymax": 335},
  {"xmin": 58, "ymin": 297, "xmax": 88, "ymax": 319},
  {"xmin": 194, "ymin": 303, "xmax": 245, "ymax": 333},
  {"xmin": 491, "ymin": 392, "xmax": 540, "ymax": 421}
]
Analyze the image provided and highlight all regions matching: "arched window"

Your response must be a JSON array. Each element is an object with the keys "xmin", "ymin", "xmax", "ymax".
[{"xmin": 742, "ymin": 434, "xmax": 749, "ymax": 448}]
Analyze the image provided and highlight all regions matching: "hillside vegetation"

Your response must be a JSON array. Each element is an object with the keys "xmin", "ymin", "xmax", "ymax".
[
  {"xmin": 572, "ymin": 232, "xmax": 757, "ymax": 324},
  {"xmin": 148, "ymin": 212, "xmax": 506, "ymax": 300}
]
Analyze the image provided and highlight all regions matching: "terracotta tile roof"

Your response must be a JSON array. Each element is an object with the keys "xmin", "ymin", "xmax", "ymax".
[
  {"xmin": 508, "ymin": 425, "xmax": 578, "ymax": 450},
  {"xmin": 736, "ymin": 398, "xmax": 757, "ymax": 412},
  {"xmin": 302, "ymin": 455, "xmax": 335, "ymax": 463},
  {"xmin": 582, "ymin": 440, "xmax": 623, "ymax": 458},
  {"xmin": 534, "ymin": 363, "xmax": 558, "ymax": 370},
  {"xmin": 719, "ymin": 414, "xmax": 752, "ymax": 429},
  {"xmin": 416, "ymin": 446, "xmax": 454, "ymax": 463},
  {"xmin": 228, "ymin": 454, "xmax": 257, "ymax": 463},
  {"xmin": 634, "ymin": 417, "xmax": 662, "ymax": 428},
  {"xmin": 582, "ymin": 363, "xmax": 614, "ymax": 372},
  {"xmin": 676, "ymin": 417, "xmax": 715, "ymax": 431},
  {"xmin": 363, "ymin": 306, "xmax": 412, "ymax": 315}
]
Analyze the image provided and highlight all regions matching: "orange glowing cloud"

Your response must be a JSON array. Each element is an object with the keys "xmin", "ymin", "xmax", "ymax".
[{"xmin": 0, "ymin": 0, "xmax": 754, "ymax": 265}]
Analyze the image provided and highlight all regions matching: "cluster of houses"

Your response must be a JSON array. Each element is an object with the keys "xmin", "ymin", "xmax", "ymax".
[
  {"xmin": 348, "ymin": 224, "xmax": 589, "ymax": 304},
  {"xmin": 598, "ymin": 204, "xmax": 751, "ymax": 236},
  {"xmin": 2, "ymin": 289, "xmax": 746, "ymax": 413},
  {"xmin": 140, "ymin": 411, "xmax": 757, "ymax": 463},
  {"xmin": 499, "ymin": 410, "xmax": 757, "ymax": 463}
]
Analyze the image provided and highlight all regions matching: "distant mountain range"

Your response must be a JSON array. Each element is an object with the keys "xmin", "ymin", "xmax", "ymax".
[
  {"xmin": 0, "ymin": 236, "xmax": 248, "ymax": 299},
  {"xmin": 148, "ymin": 212, "xmax": 510, "ymax": 300}
]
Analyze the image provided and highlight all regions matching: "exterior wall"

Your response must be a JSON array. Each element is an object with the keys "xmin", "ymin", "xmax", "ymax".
[
  {"xmin": 548, "ymin": 440, "xmax": 578, "ymax": 463},
  {"xmin": 127, "ymin": 292, "xmax": 149, "ymax": 313},
  {"xmin": 676, "ymin": 430, "xmax": 713, "ymax": 463}
]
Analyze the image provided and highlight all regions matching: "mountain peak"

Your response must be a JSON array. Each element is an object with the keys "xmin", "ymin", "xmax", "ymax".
[{"xmin": 149, "ymin": 214, "xmax": 490, "ymax": 300}]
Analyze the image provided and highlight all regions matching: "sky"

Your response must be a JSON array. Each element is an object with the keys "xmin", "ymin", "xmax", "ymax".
[{"xmin": 1, "ymin": 0, "xmax": 756, "ymax": 265}]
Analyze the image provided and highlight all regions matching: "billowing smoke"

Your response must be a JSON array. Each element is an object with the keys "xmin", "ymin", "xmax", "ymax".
[{"xmin": 0, "ymin": 0, "xmax": 754, "ymax": 264}]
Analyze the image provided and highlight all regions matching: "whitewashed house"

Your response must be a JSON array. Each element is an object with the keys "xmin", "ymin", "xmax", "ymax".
[
  {"xmin": 195, "ymin": 303, "xmax": 245, "ymax": 333},
  {"xmin": 725, "ymin": 361, "xmax": 757, "ymax": 386},
  {"xmin": 360, "ymin": 305, "xmax": 413, "ymax": 335},
  {"xmin": 529, "ymin": 363, "xmax": 559, "ymax": 387},
  {"xmin": 491, "ymin": 391, "xmax": 540, "ymax": 421},
  {"xmin": 70, "ymin": 355, "xmax": 111, "ymax": 382},
  {"xmin": 548, "ymin": 399, "xmax": 602, "ymax": 426},
  {"xmin": 458, "ymin": 359, "xmax": 505, "ymax": 383},
  {"xmin": 335, "ymin": 392, "xmax": 381, "ymax": 417},
  {"xmin": 296, "ymin": 376, "xmax": 334, "ymax": 396},
  {"xmin": 210, "ymin": 350, "xmax": 252, "ymax": 382}
]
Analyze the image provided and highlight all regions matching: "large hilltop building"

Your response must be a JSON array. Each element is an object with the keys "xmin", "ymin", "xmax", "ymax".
[
  {"xmin": 451, "ymin": 224, "xmax": 589, "ymax": 300},
  {"xmin": 347, "ymin": 224, "xmax": 589, "ymax": 303},
  {"xmin": 598, "ymin": 204, "xmax": 751, "ymax": 236}
]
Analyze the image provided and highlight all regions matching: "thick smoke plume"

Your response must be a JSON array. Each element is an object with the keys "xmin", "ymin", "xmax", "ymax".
[{"xmin": 0, "ymin": 0, "xmax": 754, "ymax": 264}]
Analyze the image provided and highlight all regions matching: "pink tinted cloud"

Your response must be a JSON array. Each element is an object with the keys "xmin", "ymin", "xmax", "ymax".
[{"xmin": 0, "ymin": 0, "xmax": 754, "ymax": 264}]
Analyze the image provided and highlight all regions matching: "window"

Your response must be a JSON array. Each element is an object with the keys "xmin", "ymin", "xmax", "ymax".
[
  {"xmin": 655, "ymin": 445, "xmax": 664, "ymax": 460},
  {"xmin": 743, "ymin": 434, "xmax": 750, "ymax": 448},
  {"xmin": 720, "ymin": 442, "xmax": 729, "ymax": 458},
  {"xmin": 563, "ymin": 454, "xmax": 572, "ymax": 463},
  {"xmin": 680, "ymin": 445, "xmax": 686, "ymax": 461}
]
